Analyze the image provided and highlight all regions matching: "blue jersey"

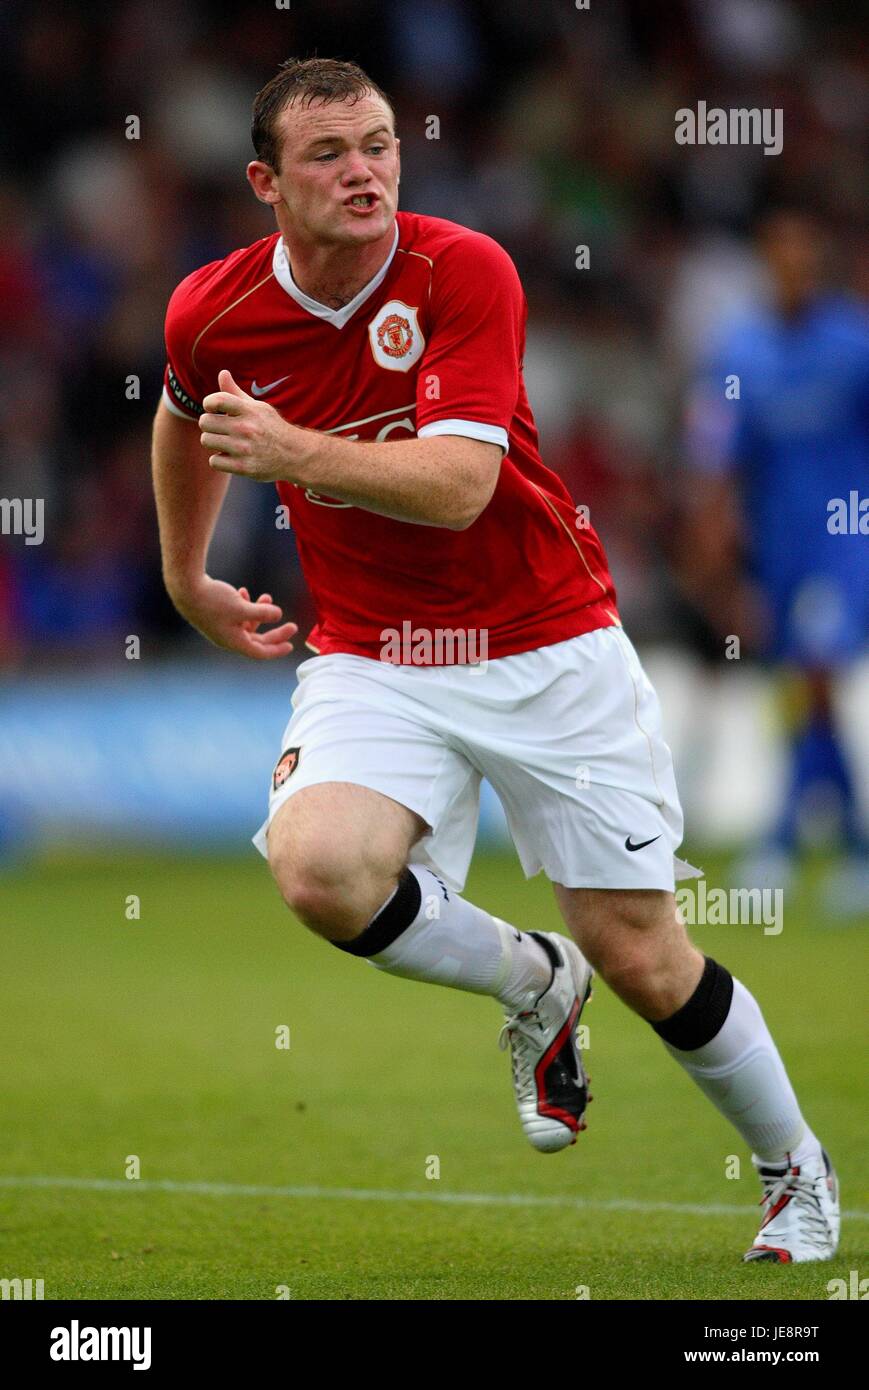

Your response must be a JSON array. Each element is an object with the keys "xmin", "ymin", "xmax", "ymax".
[{"xmin": 689, "ymin": 295, "xmax": 869, "ymax": 663}]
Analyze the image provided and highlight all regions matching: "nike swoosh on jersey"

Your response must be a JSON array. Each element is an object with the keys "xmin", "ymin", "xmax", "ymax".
[
  {"xmin": 251, "ymin": 375, "xmax": 291, "ymax": 396},
  {"xmin": 624, "ymin": 835, "xmax": 662, "ymax": 852}
]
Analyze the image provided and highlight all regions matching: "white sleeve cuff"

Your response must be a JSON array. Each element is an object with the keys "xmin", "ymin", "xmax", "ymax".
[
  {"xmin": 417, "ymin": 418, "xmax": 509, "ymax": 453},
  {"xmin": 162, "ymin": 385, "xmax": 199, "ymax": 421}
]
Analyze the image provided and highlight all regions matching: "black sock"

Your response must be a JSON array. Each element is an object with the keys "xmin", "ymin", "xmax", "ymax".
[
  {"xmin": 650, "ymin": 956, "xmax": 733, "ymax": 1050},
  {"xmin": 332, "ymin": 866, "xmax": 421, "ymax": 957}
]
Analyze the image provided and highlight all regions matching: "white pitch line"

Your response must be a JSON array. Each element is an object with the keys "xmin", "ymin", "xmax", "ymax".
[{"xmin": 0, "ymin": 1174, "xmax": 867, "ymax": 1221}]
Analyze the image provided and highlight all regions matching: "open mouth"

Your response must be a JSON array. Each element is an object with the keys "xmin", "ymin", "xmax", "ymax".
[{"xmin": 345, "ymin": 194, "xmax": 379, "ymax": 213}]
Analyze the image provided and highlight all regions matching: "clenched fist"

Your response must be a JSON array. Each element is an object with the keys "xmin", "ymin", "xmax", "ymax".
[{"xmin": 199, "ymin": 370, "xmax": 309, "ymax": 483}]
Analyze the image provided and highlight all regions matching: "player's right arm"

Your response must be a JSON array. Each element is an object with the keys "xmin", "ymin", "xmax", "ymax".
[{"xmin": 151, "ymin": 397, "xmax": 297, "ymax": 660}]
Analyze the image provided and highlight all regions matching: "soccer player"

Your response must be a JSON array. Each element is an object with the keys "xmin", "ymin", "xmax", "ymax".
[
  {"xmin": 688, "ymin": 206, "xmax": 869, "ymax": 913},
  {"xmin": 152, "ymin": 58, "xmax": 839, "ymax": 1263}
]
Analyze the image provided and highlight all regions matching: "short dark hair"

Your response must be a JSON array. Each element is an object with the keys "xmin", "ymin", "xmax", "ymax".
[{"xmin": 251, "ymin": 57, "xmax": 394, "ymax": 172}]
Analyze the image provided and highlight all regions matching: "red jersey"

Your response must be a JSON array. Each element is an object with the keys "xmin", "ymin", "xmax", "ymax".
[{"xmin": 163, "ymin": 211, "xmax": 620, "ymax": 661}]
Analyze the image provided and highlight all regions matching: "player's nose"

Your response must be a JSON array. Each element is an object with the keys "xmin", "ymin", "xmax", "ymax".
[{"xmin": 340, "ymin": 154, "xmax": 373, "ymax": 185}]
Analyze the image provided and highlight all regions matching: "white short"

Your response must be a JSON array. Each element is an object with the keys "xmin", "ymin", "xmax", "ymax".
[{"xmin": 253, "ymin": 626, "xmax": 700, "ymax": 894}]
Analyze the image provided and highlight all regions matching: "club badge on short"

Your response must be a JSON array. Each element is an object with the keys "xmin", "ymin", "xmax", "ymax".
[
  {"xmin": 368, "ymin": 300, "xmax": 425, "ymax": 371},
  {"xmin": 273, "ymin": 747, "xmax": 300, "ymax": 791}
]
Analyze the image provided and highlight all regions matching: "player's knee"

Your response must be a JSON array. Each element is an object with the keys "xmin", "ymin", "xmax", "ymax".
[
  {"xmin": 575, "ymin": 894, "xmax": 682, "ymax": 985},
  {"xmin": 584, "ymin": 901, "xmax": 699, "ymax": 1011},
  {"xmin": 267, "ymin": 823, "xmax": 394, "ymax": 936},
  {"xmin": 270, "ymin": 840, "xmax": 355, "ymax": 924}
]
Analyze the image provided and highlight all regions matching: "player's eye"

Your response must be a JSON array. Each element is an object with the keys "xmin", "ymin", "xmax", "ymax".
[
  {"xmin": 368, "ymin": 144, "xmax": 386, "ymax": 155},
  {"xmin": 314, "ymin": 151, "xmax": 339, "ymax": 162}
]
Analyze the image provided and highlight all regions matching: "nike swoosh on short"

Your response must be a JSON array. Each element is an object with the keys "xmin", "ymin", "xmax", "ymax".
[
  {"xmin": 251, "ymin": 375, "xmax": 291, "ymax": 396},
  {"xmin": 625, "ymin": 835, "xmax": 662, "ymax": 852}
]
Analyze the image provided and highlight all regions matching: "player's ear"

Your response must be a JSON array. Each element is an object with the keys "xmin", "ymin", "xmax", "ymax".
[{"xmin": 246, "ymin": 161, "xmax": 283, "ymax": 206}]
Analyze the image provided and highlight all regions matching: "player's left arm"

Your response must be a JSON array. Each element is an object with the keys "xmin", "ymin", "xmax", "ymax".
[{"xmin": 198, "ymin": 371, "xmax": 500, "ymax": 530}]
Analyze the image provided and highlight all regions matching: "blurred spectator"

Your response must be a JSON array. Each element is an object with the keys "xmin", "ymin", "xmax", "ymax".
[{"xmin": 685, "ymin": 206, "xmax": 869, "ymax": 909}]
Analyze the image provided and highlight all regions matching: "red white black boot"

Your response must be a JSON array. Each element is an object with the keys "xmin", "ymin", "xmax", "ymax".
[
  {"xmin": 498, "ymin": 931, "xmax": 593, "ymax": 1153},
  {"xmin": 743, "ymin": 1148, "xmax": 840, "ymax": 1263}
]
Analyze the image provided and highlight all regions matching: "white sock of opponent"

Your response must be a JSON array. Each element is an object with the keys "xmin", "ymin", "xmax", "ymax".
[
  {"xmin": 652, "ymin": 957, "xmax": 821, "ymax": 1166},
  {"xmin": 333, "ymin": 864, "xmax": 552, "ymax": 1010}
]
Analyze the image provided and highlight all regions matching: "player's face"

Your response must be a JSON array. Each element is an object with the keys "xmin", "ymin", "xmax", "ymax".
[{"xmin": 271, "ymin": 94, "xmax": 399, "ymax": 247}]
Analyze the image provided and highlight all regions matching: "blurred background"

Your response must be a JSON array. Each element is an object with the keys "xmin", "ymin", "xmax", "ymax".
[{"xmin": 0, "ymin": 0, "xmax": 867, "ymax": 881}]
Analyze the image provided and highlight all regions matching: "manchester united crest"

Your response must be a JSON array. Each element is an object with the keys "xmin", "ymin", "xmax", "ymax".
[
  {"xmin": 369, "ymin": 300, "xmax": 425, "ymax": 372},
  {"xmin": 378, "ymin": 312, "xmax": 413, "ymax": 358},
  {"xmin": 272, "ymin": 747, "xmax": 300, "ymax": 791}
]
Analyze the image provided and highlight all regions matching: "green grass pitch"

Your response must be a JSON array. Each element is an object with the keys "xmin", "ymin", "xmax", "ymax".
[{"xmin": 1, "ymin": 847, "xmax": 866, "ymax": 1300}]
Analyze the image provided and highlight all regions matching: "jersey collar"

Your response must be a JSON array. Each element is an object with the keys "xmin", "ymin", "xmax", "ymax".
[{"xmin": 272, "ymin": 223, "xmax": 399, "ymax": 329}]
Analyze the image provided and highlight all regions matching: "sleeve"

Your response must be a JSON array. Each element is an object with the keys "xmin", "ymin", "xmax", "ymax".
[
  {"xmin": 415, "ymin": 232, "xmax": 525, "ymax": 453},
  {"xmin": 162, "ymin": 277, "xmax": 209, "ymax": 421}
]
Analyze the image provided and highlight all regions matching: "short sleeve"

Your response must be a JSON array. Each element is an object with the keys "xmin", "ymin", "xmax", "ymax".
[
  {"xmin": 162, "ymin": 278, "xmax": 208, "ymax": 420},
  {"xmin": 416, "ymin": 232, "xmax": 524, "ymax": 453}
]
